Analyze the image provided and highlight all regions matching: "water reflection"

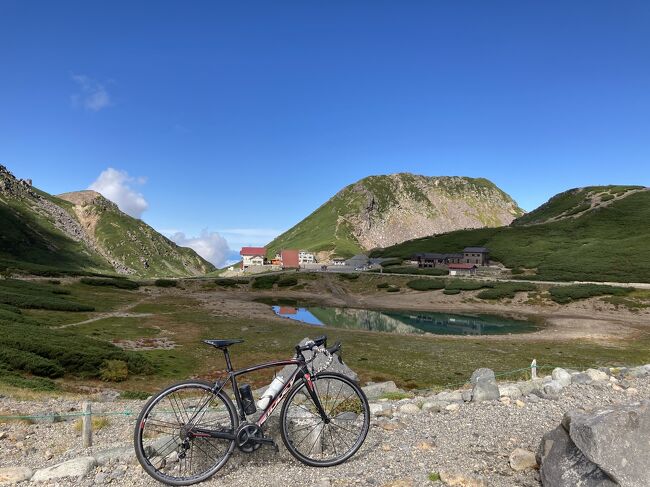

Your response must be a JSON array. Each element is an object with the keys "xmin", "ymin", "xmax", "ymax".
[{"xmin": 272, "ymin": 306, "xmax": 537, "ymax": 335}]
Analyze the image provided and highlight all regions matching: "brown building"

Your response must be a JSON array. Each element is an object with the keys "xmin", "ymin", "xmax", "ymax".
[
  {"xmin": 463, "ymin": 247, "xmax": 490, "ymax": 266},
  {"xmin": 280, "ymin": 249, "xmax": 300, "ymax": 269},
  {"xmin": 412, "ymin": 247, "xmax": 490, "ymax": 268}
]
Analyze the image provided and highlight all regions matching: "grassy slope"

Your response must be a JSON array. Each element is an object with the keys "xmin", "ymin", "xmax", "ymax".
[
  {"xmin": 2, "ymin": 276, "xmax": 650, "ymax": 392},
  {"xmin": 94, "ymin": 209, "xmax": 215, "ymax": 277},
  {"xmin": 372, "ymin": 189, "xmax": 650, "ymax": 283},
  {"xmin": 0, "ymin": 195, "xmax": 111, "ymax": 275},
  {"xmin": 266, "ymin": 174, "xmax": 523, "ymax": 259}
]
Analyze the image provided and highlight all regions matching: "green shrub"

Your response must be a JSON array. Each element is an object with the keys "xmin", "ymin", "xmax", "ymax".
[
  {"xmin": 387, "ymin": 286, "xmax": 400, "ymax": 292},
  {"xmin": 215, "ymin": 278, "xmax": 236, "ymax": 287},
  {"xmin": 338, "ymin": 273, "xmax": 360, "ymax": 280},
  {"xmin": 154, "ymin": 279, "xmax": 177, "ymax": 288},
  {"xmin": 0, "ymin": 347, "xmax": 65, "ymax": 378},
  {"xmin": 510, "ymin": 268, "xmax": 524, "ymax": 275},
  {"xmin": 80, "ymin": 277, "xmax": 139, "ymax": 290},
  {"xmin": 252, "ymin": 274, "xmax": 281, "ymax": 289},
  {"xmin": 119, "ymin": 390, "xmax": 150, "ymax": 400},
  {"xmin": 548, "ymin": 284, "xmax": 631, "ymax": 304},
  {"xmin": 48, "ymin": 279, "xmax": 61, "ymax": 285},
  {"xmin": 100, "ymin": 360, "xmax": 129, "ymax": 382},
  {"xmin": 51, "ymin": 288, "xmax": 71, "ymax": 295},
  {"xmin": 477, "ymin": 282, "xmax": 537, "ymax": 300},
  {"xmin": 444, "ymin": 280, "xmax": 494, "ymax": 291},
  {"xmin": 383, "ymin": 266, "xmax": 446, "ymax": 276},
  {"xmin": 376, "ymin": 282, "xmax": 390, "ymax": 289},
  {"xmin": 407, "ymin": 279, "xmax": 445, "ymax": 291},
  {"xmin": 0, "ymin": 369, "xmax": 57, "ymax": 391},
  {"xmin": 600, "ymin": 194, "xmax": 614, "ymax": 202},
  {"xmin": 278, "ymin": 277, "xmax": 299, "ymax": 287},
  {"xmin": 443, "ymin": 289, "xmax": 461, "ymax": 295}
]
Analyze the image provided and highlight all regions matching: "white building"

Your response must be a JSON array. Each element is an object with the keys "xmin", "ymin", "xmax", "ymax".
[
  {"xmin": 299, "ymin": 250, "xmax": 316, "ymax": 264},
  {"xmin": 240, "ymin": 247, "xmax": 266, "ymax": 269}
]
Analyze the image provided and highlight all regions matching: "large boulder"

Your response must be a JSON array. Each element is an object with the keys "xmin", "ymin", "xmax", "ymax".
[
  {"xmin": 470, "ymin": 368, "xmax": 499, "ymax": 402},
  {"xmin": 362, "ymin": 381, "xmax": 401, "ymax": 400},
  {"xmin": 537, "ymin": 424, "xmax": 616, "ymax": 487},
  {"xmin": 31, "ymin": 457, "xmax": 96, "ymax": 482},
  {"xmin": 278, "ymin": 338, "xmax": 358, "ymax": 383},
  {"xmin": 538, "ymin": 400, "xmax": 650, "ymax": 486},
  {"xmin": 569, "ymin": 401, "xmax": 650, "ymax": 486}
]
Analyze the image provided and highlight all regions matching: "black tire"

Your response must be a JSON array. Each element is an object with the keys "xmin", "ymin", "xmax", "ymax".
[
  {"xmin": 134, "ymin": 380, "xmax": 238, "ymax": 486},
  {"xmin": 279, "ymin": 372, "xmax": 370, "ymax": 467}
]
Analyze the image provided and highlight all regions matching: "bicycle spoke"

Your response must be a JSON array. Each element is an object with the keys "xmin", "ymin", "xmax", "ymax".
[
  {"xmin": 282, "ymin": 375, "xmax": 369, "ymax": 465},
  {"xmin": 137, "ymin": 383, "xmax": 235, "ymax": 484}
]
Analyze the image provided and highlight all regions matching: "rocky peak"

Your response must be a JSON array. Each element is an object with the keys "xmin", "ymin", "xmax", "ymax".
[
  {"xmin": 0, "ymin": 164, "xmax": 35, "ymax": 197},
  {"xmin": 57, "ymin": 190, "xmax": 119, "ymax": 211}
]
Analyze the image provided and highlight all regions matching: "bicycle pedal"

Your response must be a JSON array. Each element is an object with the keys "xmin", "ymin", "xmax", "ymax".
[{"xmin": 257, "ymin": 436, "xmax": 279, "ymax": 452}]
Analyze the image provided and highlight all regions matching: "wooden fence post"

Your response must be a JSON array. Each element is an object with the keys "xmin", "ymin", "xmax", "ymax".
[
  {"xmin": 531, "ymin": 359, "xmax": 537, "ymax": 380},
  {"xmin": 82, "ymin": 401, "xmax": 92, "ymax": 448}
]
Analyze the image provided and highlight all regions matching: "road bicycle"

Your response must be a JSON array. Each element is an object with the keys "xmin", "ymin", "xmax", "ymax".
[{"xmin": 134, "ymin": 335, "xmax": 370, "ymax": 485}]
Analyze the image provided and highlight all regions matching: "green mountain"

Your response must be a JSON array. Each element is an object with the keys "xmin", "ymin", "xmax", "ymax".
[
  {"xmin": 0, "ymin": 165, "xmax": 215, "ymax": 277},
  {"xmin": 267, "ymin": 173, "xmax": 524, "ymax": 259},
  {"xmin": 371, "ymin": 185, "xmax": 650, "ymax": 283}
]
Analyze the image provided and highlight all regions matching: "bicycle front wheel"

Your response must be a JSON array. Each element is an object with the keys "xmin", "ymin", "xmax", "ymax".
[
  {"xmin": 280, "ymin": 372, "xmax": 370, "ymax": 467},
  {"xmin": 134, "ymin": 380, "xmax": 238, "ymax": 486}
]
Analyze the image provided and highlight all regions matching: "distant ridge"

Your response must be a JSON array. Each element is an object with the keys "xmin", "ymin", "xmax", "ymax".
[
  {"xmin": 266, "ymin": 173, "xmax": 523, "ymax": 259},
  {"xmin": 372, "ymin": 185, "xmax": 650, "ymax": 283},
  {"xmin": 0, "ymin": 164, "xmax": 215, "ymax": 277}
]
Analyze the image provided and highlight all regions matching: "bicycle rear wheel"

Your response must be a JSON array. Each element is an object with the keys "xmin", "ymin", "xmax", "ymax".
[
  {"xmin": 134, "ymin": 380, "xmax": 238, "ymax": 486},
  {"xmin": 280, "ymin": 372, "xmax": 370, "ymax": 467}
]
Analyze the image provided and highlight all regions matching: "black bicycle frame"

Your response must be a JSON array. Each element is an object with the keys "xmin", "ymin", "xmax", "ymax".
[{"xmin": 213, "ymin": 347, "xmax": 328, "ymax": 428}]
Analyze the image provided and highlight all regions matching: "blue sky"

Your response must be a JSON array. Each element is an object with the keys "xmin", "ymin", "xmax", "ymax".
[{"xmin": 2, "ymin": 1, "xmax": 649, "ymax": 265}]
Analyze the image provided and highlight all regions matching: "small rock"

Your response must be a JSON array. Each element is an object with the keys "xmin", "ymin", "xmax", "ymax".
[
  {"xmin": 571, "ymin": 372, "xmax": 592, "ymax": 385},
  {"xmin": 445, "ymin": 403, "xmax": 460, "ymax": 412},
  {"xmin": 415, "ymin": 441, "xmax": 434, "ymax": 451},
  {"xmin": 509, "ymin": 448, "xmax": 538, "ymax": 471},
  {"xmin": 398, "ymin": 403, "xmax": 420, "ymax": 415},
  {"xmin": 543, "ymin": 379, "xmax": 563, "ymax": 398},
  {"xmin": 585, "ymin": 368, "xmax": 608, "ymax": 382},
  {"xmin": 626, "ymin": 387, "xmax": 639, "ymax": 396},
  {"xmin": 439, "ymin": 471, "xmax": 487, "ymax": 487},
  {"xmin": 376, "ymin": 420, "xmax": 402, "ymax": 431},
  {"xmin": 436, "ymin": 391, "xmax": 463, "ymax": 403},
  {"xmin": 0, "ymin": 432, "xmax": 7, "ymax": 440},
  {"xmin": 381, "ymin": 480, "xmax": 414, "ymax": 487},
  {"xmin": 0, "ymin": 466, "xmax": 33, "ymax": 485},
  {"xmin": 500, "ymin": 397, "xmax": 511, "ymax": 406},
  {"xmin": 499, "ymin": 384, "xmax": 523, "ymax": 399},
  {"xmin": 551, "ymin": 368, "xmax": 572, "ymax": 387},
  {"xmin": 31, "ymin": 456, "xmax": 97, "ymax": 482},
  {"xmin": 369, "ymin": 403, "xmax": 393, "ymax": 417},
  {"xmin": 515, "ymin": 399, "xmax": 525, "ymax": 408},
  {"xmin": 421, "ymin": 401, "xmax": 444, "ymax": 413}
]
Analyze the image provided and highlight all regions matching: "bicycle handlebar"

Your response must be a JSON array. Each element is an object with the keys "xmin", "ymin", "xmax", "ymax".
[{"xmin": 295, "ymin": 335, "xmax": 341, "ymax": 355}]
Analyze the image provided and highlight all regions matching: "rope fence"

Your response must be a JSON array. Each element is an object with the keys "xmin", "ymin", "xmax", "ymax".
[{"xmin": 0, "ymin": 359, "xmax": 610, "ymax": 436}]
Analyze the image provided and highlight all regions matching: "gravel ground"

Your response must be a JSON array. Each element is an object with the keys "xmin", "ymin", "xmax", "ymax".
[{"xmin": 1, "ymin": 374, "xmax": 649, "ymax": 487}]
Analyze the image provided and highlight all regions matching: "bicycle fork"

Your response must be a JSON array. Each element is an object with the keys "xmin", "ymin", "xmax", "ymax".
[{"xmin": 303, "ymin": 372, "xmax": 330, "ymax": 423}]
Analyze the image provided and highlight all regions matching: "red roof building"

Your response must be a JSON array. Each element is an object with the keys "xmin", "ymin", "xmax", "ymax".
[
  {"xmin": 240, "ymin": 247, "xmax": 266, "ymax": 256},
  {"xmin": 281, "ymin": 249, "xmax": 300, "ymax": 269}
]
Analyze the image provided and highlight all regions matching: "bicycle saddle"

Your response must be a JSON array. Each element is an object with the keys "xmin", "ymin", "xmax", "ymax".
[{"xmin": 203, "ymin": 339, "xmax": 244, "ymax": 349}]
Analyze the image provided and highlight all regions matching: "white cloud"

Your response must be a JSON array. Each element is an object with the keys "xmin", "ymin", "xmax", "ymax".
[
  {"xmin": 71, "ymin": 74, "xmax": 111, "ymax": 111},
  {"xmin": 89, "ymin": 168, "xmax": 149, "ymax": 218},
  {"xmin": 171, "ymin": 230, "xmax": 231, "ymax": 267}
]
